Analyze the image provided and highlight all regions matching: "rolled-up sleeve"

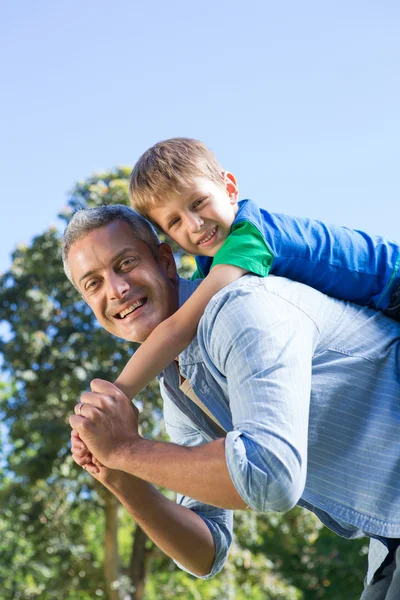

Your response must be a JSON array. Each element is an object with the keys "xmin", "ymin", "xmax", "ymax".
[
  {"xmin": 162, "ymin": 389, "xmax": 233, "ymax": 578},
  {"xmin": 198, "ymin": 281, "xmax": 318, "ymax": 513}
]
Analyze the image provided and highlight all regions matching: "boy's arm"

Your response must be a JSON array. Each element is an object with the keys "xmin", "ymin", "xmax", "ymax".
[{"xmin": 114, "ymin": 264, "xmax": 247, "ymax": 399}]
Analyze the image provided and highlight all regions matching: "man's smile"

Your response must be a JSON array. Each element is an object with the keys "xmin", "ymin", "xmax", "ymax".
[{"xmin": 112, "ymin": 297, "xmax": 147, "ymax": 320}]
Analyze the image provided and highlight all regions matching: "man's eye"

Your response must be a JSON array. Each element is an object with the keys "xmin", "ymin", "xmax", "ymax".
[
  {"xmin": 121, "ymin": 258, "xmax": 134, "ymax": 267},
  {"xmin": 85, "ymin": 280, "xmax": 98, "ymax": 291},
  {"xmin": 119, "ymin": 257, "xmax": 138, "ymax": 271}
]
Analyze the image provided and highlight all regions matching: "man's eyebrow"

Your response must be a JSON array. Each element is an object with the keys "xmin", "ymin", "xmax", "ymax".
[{"xmin": 78, "ymin": 247, "xmax": 138, "ymax": 285}]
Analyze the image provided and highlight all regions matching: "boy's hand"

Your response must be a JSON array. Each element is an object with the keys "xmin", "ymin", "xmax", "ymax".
[
  {"xmin": 71, "ymin": 429, "xmax": 117, "ymax": 485},
  {"xmin": 71, "ymin": 429, "xmax": 101, "ymax": 474}
]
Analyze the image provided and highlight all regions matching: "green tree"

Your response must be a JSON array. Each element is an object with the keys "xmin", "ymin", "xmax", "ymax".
[{"xmin": 0, "ymin": 169, "xmax": 150, "ymax": 599}]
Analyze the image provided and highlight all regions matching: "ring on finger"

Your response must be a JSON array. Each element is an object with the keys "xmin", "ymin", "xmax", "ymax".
[{"xmin": 77, "ymin": 402, "xmax": 84, "ymax": 416}]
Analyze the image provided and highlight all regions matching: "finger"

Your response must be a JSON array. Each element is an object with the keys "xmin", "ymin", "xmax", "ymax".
[
  {"xmin": 84, "ymin": 387, "xmax": 139, "ymax": 419},
  {"xmin": 74, "ymin": 399, "xmax": 99, "ymax": 415},
  {"xmin": 76, "ymin": 454, "xmax": 100, "ymax": 474},
  {"xmin": 71, "ymin": 429, "xmax": 87, "ymax": 447},
  {"xmin": 71, "ymin": 430, "xmax": 87, "ymax": 448},
  {"xmin": 69, "ymin": 413, "xmax": 94, "ymax": 434},
  {"xmin": 83, "ymin": 458, "xmax": 98, "ymax": 472},
  {"xmin": 72, "ymin": 444, "xmax": 90, "ymax": 459},
  {"xmin": 87, "ymin": 464, "xmax": 101, "ymax": 475},
  {"xmin": 71, "ymin": 439, "xmax": 89, "ymax": 455},
  {"xmin": 90, "ymin": 378, "xmax": 128, "ymax": 400},
  {"xmin": 72, "ymin": 452, "xmax": 93, "ymax": 467},
  {"xmin": 72, "ymin": 402, "xmax": 101, "ymax": 422},
  {"xmin": 77, "ymin": 391, "xmax": 114, "ymax": 411},
  {"xmin": 74, "ymin": 402, "xmax": 84, "ymax": 416},
  {"xmin": 82, "ymin": 461, "xmax": 100, "ymax": 475}
]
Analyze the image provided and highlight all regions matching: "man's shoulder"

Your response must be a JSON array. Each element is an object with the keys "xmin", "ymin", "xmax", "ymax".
[
  {"xmin": 205, "ymin": 274, "xmax": 324, "ymax": 309},
  {"xmin": 201, "ymin": 274, "xmax": 325, "ymax": 330}
]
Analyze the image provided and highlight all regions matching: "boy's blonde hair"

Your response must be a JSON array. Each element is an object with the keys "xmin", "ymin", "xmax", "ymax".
[{"xmin": 129, "ymin": 138, "xmax": 224, "ymax": 216}]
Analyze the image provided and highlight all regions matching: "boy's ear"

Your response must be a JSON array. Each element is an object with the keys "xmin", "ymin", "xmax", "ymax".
[{"xmin": 222, "ymin": 171, "xmax": 239, "ymax": 205}]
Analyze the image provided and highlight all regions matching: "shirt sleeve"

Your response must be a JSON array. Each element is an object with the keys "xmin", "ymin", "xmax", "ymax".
[
  {"xmin": 190, "ymin": 255, "xmax": 212, "ymax": 280},
  {"xmin": 210, "ymin": 220, "xmax": 274, "ymax": 277},
  {"xmin": 190, "ymin": 267, "xmax": 204, "ymax": 281},
  {"xmin": 161, "ymin": 384, "xmax": 233, "ymax": 578},
  {"xmin": 197, "ymin": 279, "xmax": 318, "ymax": 513}
]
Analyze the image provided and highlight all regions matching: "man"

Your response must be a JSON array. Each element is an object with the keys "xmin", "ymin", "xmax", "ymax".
[{"xmin": 64, "ymin": 204, "xmax": 400, "ymax": 598}]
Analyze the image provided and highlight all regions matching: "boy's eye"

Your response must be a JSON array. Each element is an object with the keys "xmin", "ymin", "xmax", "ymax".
[
  {"xmin": 192, "ymin": 198, "xmax": 205, "ymax": 209},
  {"xmin": 169, "ymin": 217, "xmax": 181, "ymax": 228}
]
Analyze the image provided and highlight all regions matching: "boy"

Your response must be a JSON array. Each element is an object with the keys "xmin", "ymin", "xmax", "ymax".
[{"xmin": 111, "ymin": 138, "xmax": 400, "ymax": 399}]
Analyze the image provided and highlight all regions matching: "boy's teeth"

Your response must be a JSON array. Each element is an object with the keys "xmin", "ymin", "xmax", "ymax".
[
  {"xmin": 119, "ymin": 300, "xmax": 144, "ymax": 318},
  {"xmin": 199, "ymin": 227, "xmax": 217, "ymax": 244}
]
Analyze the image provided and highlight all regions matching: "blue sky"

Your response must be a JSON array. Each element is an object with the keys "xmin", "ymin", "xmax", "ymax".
[{"xmin": 1, "ymin": 0, "xmax": 399, "ymax": 275}]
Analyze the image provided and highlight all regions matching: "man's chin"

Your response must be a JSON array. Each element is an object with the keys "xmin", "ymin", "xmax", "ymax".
[
  {"xmin": 101, "ymin": 320, "xmax": 143, "ymax": 343},
  {"xmin": 114, "ymin": 317, "xmax": 164, "ymax": 344}
]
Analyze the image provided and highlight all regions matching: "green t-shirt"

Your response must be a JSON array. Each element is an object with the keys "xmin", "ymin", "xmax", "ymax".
[{"xmin": 191, "ymin": 219, "xmax": 274, "ymax": 280}]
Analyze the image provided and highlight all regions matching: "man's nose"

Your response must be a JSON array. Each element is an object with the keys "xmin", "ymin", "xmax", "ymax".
[{"xmin": 106, "ymin": 272, "xmax": 130, "ymax": 300}]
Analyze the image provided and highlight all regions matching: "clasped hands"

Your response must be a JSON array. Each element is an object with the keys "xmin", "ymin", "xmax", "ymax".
[{"xmin": 69, "ymin": 379, "xmax": 140, "ymax": 476}]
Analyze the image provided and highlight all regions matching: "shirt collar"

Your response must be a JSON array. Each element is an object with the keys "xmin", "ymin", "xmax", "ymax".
[{"xmin": 178, "ymin": 276, "xmax": 201, "ymax": 307}]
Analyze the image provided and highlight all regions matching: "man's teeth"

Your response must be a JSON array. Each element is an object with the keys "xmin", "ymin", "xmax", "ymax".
[
  {"xmin": 199, "ymin": 227, "xmax": 217, "ymax": 244},
  {"xmin": 119, "ymin": 300, "xmax": 144, "ymax": 319}
]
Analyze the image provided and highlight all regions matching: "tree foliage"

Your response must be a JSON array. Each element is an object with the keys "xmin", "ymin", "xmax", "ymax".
[{"xmin": 0, "ymin": 168, "xmax": 367, "ymax": 599}]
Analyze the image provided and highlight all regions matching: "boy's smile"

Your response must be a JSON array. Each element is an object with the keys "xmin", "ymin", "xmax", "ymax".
[{"xmin": 147, "ymin": 173, "xmax": 239, "ymax": 257}]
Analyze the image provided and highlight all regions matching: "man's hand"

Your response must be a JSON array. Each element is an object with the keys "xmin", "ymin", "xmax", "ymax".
[{"xmin": 69, "ymin": 379, "xmax": 140, "ymax": 470}]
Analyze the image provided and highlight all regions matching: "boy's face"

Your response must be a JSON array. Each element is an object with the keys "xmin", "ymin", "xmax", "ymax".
[{"xmin": 147, "ymin": 172, "xmax": 239, "ymax": 257}]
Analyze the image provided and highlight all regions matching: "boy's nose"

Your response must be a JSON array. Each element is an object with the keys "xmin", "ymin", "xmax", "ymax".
[{"xmin": 185, "ymin": 213, "xmax": 203, "ymax": 233}]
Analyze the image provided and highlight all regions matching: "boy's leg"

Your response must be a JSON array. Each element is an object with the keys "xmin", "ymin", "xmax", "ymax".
[
  {"xmin": 384, "ymin": 281, "xmax": 400, "ymax": 321},
  {"xmin": 361, "ymin": 542, "xmax": 400, "ymax": 600}
]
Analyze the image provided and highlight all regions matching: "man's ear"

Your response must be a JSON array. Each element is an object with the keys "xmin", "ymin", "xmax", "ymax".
[
  {"xmin": 223, "ymin": 171, "xmax": 239, "ymax": 205},
  {"xmin": 157, "ymin": 243, "xmax": 177, "ymax": 279}
]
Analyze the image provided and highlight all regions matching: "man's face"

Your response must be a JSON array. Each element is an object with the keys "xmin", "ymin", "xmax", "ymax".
[
  {"xmin": 67, "ymin": 220, "xmax": 178, "ymax": 343},
  {"xmin": 147, "ymin": 173, "xmax": 239, "ymax": 257}
]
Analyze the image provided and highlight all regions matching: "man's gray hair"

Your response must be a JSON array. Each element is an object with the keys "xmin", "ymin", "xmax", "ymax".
[{"xmin": 62, "ymin": 204, "xmax": 161, "ymax": 285}]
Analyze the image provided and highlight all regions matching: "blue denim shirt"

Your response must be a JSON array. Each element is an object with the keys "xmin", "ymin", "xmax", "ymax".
[{"xmin": 160, "ymin": 275, "xmax": 400, "ymax": 580}]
